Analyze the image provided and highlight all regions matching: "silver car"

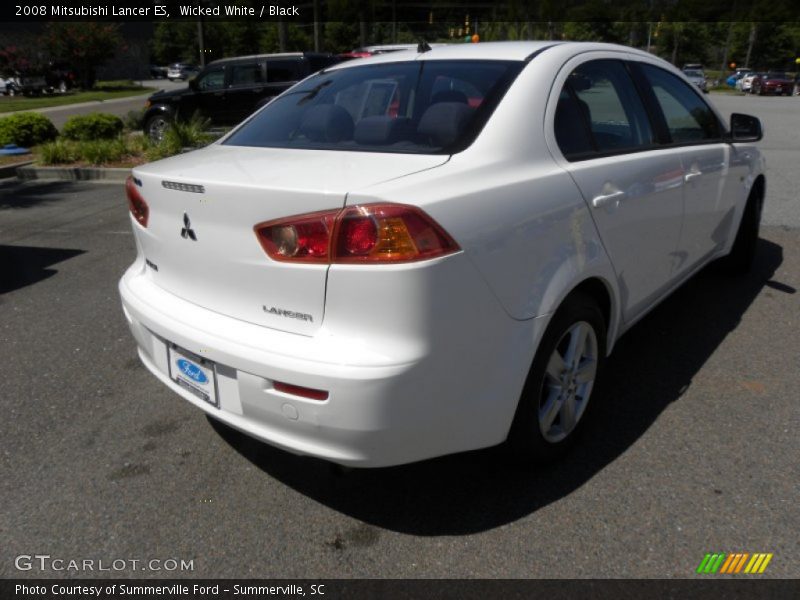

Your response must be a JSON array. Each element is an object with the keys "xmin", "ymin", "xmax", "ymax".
[{"xmin": 682, "ymin": 69, "xmax": 707, "ymax": 93}]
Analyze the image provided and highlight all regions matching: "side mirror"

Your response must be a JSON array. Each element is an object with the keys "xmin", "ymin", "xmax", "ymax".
[
  {"xmin": 729, "ymin": 113, "xmax": 762, "ymax": 142},
  {"xmin": 188, "ymin": 78, "xmax": 198, "ymax": 91}
]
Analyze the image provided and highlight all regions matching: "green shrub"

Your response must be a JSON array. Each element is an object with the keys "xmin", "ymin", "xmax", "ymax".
[
  {"xmin": 38, "ymin": 139, "xmax": 78, "ymax": 165},
  {"xmin": 164, "ymin": 113, "xmax": 212, "ymax": 150},
  {"xmin": 0, "ymin": 112, "xmax": 58, "ymax": 147},
  {"xmin": 62, "ymin": 113, "xmax": 124, "ymax": 141},
  {"xmin": 77, "ymin": 138, "xmax": 127, "ymax": 165},
  {"xmin": 123, "ymin": 109, "xmax": 145, "ymax": 131}
]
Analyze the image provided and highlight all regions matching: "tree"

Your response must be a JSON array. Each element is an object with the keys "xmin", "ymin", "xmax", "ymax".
[{"xmin": 42, "ymin": 23, "xmax": 122, "ymax": 89}]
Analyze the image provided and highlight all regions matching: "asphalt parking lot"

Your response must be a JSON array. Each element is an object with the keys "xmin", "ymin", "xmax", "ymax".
[{"xmin": 1, "ymin": 94, "xmax": 798, "ymax": 579}]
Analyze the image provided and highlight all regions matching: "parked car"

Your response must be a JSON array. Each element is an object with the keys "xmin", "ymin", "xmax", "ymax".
[
  {"xmin": 44, "ymin": 61, "xmax": 76, "ymax": 93},
  {"xmin": 725, "ymin": 67, "xmax": 752, "ymax": 87},
  {"xmin": 121, "ymin": 41, "xmax": 765, "ymax": 467},
  {"xmin": 752, "ymin": 71, "xmax": 794, "ymax": 95},
  {"xmin": 0, "ymin": 77, "xmax": 19, "ymax": 96},
  {"xmin": 166, "ymin": 63, "xmax": 200, "ymax": 81},
  {"xmin": 150, "ymin": 64, "xmax": 168, "ymax": 79},
  {"xmin": 143, "ymin": 52, "xmax": 339, "ymax": 140},
  {"xmin": 681, "ymin": 68, "xmax": 707, "ymax": 92},
  {"xmin": 736, "ymin": 72, "xmax": 758, "ymax": 92}
]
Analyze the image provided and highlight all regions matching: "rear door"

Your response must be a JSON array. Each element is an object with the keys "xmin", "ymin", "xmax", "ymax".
[
  {"xmin": 225, "ymin": 61, "xmax": 267, "ymax": 123},
  {"xmin": 550, "ymin": 56, "xmax": 686, "ymax": 323}
]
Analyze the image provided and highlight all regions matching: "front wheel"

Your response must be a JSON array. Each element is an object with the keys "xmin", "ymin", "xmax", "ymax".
[
  {"xmin": 144, "ymin": 114, "xmax": 171, "ymax": 143},
  {"xmin": 506, "ymin": 292, "xmax": 606, "ymax": 463}
]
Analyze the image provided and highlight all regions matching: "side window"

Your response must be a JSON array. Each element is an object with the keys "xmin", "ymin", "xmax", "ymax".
[
  {"xmin": 554, "ymin": 88, "xmax": 594, "ymax": 159},
  {"xmin": 229, "ymin": 64, "xmax": 263, "ymax": 88},
  {"xmin": 267, "ymin": 60, "xmax": 302, "ymax": 83},
  {"xmin": 555, "ymin": 60, "xmax": 654, "ymax": 160},
  {"xmin": 196, "ymin": 68, "xmax": 225, "ymax": 91},
  {"xmin": 639, "ymin": 64, "xmax": 721, "ymax": 143}
]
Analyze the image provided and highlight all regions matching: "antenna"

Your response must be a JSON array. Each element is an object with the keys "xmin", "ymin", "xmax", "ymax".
[{"xmin": 417, "ymin": 40, "xmax": 432, "ymax": 53}]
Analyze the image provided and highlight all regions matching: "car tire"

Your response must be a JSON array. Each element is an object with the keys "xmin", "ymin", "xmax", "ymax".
[
  {"xmin": 145, "ymin": 114, "xmax": 171, "ymax": 143},
  {"xmin": 7, "ymin": 86, "xmax": 15, "ymax": 96},
  {"xmin": 506, "ymin": 291, "xmax": 606, "ymax": 463},
  {"xmin": 720, "ymin": 192, "xmax": 762, "ymax": 275}
]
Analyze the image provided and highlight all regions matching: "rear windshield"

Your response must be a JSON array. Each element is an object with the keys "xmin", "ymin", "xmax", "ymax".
[{"xmin": 223, "ymin": 60, "xmax": 523, "ymax": 154}]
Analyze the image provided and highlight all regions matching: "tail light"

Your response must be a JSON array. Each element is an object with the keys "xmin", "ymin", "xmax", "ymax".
[
  {"xmin": 125, "ymin": 176, "xmax": 149, "ymax": 227},
  {"xmin": 254, "ymin": 203, "xmax": 459, "ymax": 264}
]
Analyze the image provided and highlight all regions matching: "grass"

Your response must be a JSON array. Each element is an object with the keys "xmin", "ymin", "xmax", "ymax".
[{"xmin": 0, "ymin": 81, "xmax": 155, "ymax": 113}]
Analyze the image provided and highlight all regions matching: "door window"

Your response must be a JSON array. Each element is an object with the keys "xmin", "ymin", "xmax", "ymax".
[
  {"xmin": 555, "ymin": 60, "xmax": 654, "ymax": 160},
  {"xmin": 196, "ymin": 68, "xmax": 225, "ymax": 91},
  {"xmin": 638, "ymin": 64, "xmax": 721, "ymax": 143},
  {"xmin": 229, "ymin": 64, "xmax": 263, "ymax": 88}
]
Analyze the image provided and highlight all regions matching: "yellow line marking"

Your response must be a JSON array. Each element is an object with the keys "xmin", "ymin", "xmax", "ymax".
[
  {"xmin": 744, "ymin": 554, "xmax": 760, "ymax": 573},
  {"xmin": 758, "ymin": 554, "xmax": 773, "ymax": 573}
]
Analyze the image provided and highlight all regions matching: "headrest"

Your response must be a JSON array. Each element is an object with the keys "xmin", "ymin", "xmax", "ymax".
[
  {"xmin": 417, "ymin": 102, "xmax": 474, "ymax": 148},
  {"xmin": 300, "ymin": 104, "xmax": 354, "ymax": 142}
]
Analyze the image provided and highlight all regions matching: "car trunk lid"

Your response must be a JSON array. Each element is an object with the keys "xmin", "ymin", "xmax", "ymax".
[{"xmin": 130, "ymin": 144, "xmax": 447, "ymax": 335}]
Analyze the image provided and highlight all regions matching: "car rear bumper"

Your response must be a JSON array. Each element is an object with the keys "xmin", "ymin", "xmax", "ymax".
[{"xmin": 119, "ymin": 257, "xmax": 541, "ymax": 467}]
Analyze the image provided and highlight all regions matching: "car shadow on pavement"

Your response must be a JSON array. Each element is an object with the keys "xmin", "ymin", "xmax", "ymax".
[
  {"xmin": 211, "ymin": 238, "xmax": 784, "ymax": 535},
  {"xmin": 0, "ymin": 180, "xmax": 81, "ymax": 210},
  {"xmin": 0, "ymin": 244, "xmax": 85, "ymax": 294}
]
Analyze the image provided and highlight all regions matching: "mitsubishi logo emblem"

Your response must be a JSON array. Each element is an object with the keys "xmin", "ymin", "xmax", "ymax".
[{"xmin": 181, "ymin": 212, "xmax": 197, "ymax": 240}]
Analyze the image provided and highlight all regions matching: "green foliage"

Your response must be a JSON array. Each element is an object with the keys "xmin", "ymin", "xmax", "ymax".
[
  {"xmin": 62, "ymin": 113, "xmax": 124, "ymax": 141},
  {"xmin": 0, "ymin": 112, "xmax": 58, "ymax": 147},
  {"xmin": 123, "ymin": 109, "xmax": 146, "ymax": 132},
  {"xmin": 146, "ymin": 113, "xmax": 212, "ymax": 161},
  {"xmin": 38, "ymin": 139, "xmax": 77, "ymax": 165},
  {"xmin": 77, "ymin": 138, "xmax": 127, "ymax": 165},
  {"xmin": 42, "ymin": 23, "xmax": 122, "ymax": 89},
  {"xmin": 151, "ymin": 21, "xmax": 265, "ymax": 64}
]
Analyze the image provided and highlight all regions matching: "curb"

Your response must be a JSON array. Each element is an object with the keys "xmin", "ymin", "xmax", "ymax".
[
  {"xmin": 0, "ymin": 160, "xmax": 33, "ymax": 179},
  {"xmin": 17, "ymin": 165, "xmax": 130, "ymax": 182}
]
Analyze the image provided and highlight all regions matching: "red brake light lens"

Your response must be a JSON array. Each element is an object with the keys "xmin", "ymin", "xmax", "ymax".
[
  {"xmin": 125, "ymin": 176, "xmax": 149, "ymax": 227},
  {"xmin": 254, "ymin": 204, "xmax": 459, "ymax": 265},
  {"xmin": 254, "ymin": 209, "xmax": 338, "ymax": 263}
]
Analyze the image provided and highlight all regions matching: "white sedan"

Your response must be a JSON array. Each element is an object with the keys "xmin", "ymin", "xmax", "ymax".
[{"xmin": 120, "ymin": 42, "xmax": 765, "ymax": 467}]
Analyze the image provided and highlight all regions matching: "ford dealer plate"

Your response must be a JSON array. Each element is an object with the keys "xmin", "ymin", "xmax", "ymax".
[{"xmin": 167, "ymin": 344, "xmax": 219, "ymax": 408}]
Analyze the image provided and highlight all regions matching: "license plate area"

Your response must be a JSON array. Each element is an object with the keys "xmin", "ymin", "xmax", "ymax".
[{"xmin": 167, "ymin": 343, "xmax": 219, "ymax": 408}]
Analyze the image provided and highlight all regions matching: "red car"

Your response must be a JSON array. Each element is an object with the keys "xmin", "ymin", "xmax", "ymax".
[{"xmin": 752, "ymin": 72, "xmax": 794, "ymax": 96}]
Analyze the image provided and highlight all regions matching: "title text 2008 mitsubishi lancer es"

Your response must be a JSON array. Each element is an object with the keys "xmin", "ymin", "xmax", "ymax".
[{"xmin": 119, "ymin": 41, "xmax": 765, "ymax": 467}]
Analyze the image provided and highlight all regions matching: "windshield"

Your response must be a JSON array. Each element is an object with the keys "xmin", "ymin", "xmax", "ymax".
[
  {"xmin": 683, "ymin": 70, "xmax": 703, "ymax": 78},
  {"xmin": 224, "ymin": 60, "xmax": 523, "ymax": 154}
]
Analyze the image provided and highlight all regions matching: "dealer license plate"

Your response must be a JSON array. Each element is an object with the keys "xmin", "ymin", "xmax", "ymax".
[{"xmin": 167, "ymin": 344, "xmax": 219, "ymax": 408}]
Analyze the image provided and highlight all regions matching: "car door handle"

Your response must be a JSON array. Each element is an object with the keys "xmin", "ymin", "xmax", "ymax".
[
  {"xmin": 684, "ymin": 170, "xmax": 702, "ymax": 183},
  {"xmin": 592, "ymin": 190, "xmax": 626, "ymax": 208}
]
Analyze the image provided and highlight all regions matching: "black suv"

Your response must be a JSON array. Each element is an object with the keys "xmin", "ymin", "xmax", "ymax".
[{"xmin": 143, "ymin": 52, "xmax": 339, "ymax": 140}]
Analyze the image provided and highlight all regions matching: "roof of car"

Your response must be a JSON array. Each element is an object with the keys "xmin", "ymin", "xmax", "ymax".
[
  {"xmin": 207, "ymin": 52, "xmax": 331, "ymax": 67},
  {"xmin": 325, "ymin": 41, "xmax": 662, "ymax": 69}
]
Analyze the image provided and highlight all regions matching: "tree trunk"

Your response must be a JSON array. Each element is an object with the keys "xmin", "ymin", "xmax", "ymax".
[
  {"xmin": 278, "ymin": 19, "xmax": 287, "ymax": 52},
  {"xmin": 744, "ymin": 23, "xmax": 756, "ymax": 68}
]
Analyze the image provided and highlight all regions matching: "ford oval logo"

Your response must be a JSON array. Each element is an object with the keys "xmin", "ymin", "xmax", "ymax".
[{"xmin": 177, "ymin": 358, "xmax": 208, "ymax": 384}]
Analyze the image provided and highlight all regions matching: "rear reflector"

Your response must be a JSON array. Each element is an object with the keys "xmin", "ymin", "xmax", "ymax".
[
  {"xmin": 274, "ymin": 381, "xmax": 329, "ymax": 401},
  {"xmin": 125, "ymin": 176, "xmax": 149, "ymax": 227},
  {"xmin": 254, "ymin": 203, "xmax": 459, "ymax": 264}
]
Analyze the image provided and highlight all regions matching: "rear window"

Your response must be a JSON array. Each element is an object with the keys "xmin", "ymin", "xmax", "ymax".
[{"xmin": 223, "ymin": 60, "xmax": 523, "ymax": 154}]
